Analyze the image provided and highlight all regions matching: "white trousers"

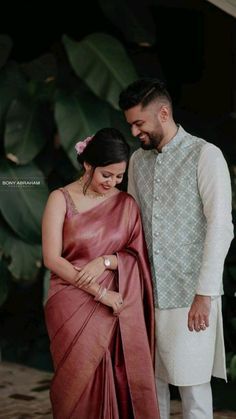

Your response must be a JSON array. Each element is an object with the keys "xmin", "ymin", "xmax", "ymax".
[{"xmin": 156, "ymin": 378, "xmax": 213, "ymax": 419}]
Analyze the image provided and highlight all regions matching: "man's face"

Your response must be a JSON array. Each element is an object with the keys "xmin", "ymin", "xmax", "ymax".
[{"xmin": 124, "ymin": 103, "xmax": 165, "ymax": 150}]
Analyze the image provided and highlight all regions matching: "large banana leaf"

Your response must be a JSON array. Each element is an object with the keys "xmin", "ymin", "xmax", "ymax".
[
  {"xmin": 55, "ymin": 89, "xmax": 112, "ymax": 168},
  {"xmin": 62, "ymin": 33, "xmax": 137, "ymax": 109},
  {"xmin": 21, "ymin": 53, "xmax": 57, "ymax": 82},
  {"xmin": 0, "ymin": 35, "xmax": 13, "ymax": 69},
  {"xmin": 98, "ymin": 0, "xmax": 156, "ymax": 45},
  {"xmin": 0, "ymin": 160, "xmax": 48, "ymax": 244},
  {"xmin": 0, "ymin": 216, "xmax": 41, "ymax": 280},
  {"xmin": 55, "ymin": 88, "xmax": 139, "ymax": 166},
  {"xmin": 5, "ymin": 97, "xmax": 47, "ymax": 164},
  {"xmin": 43, "ymin": 269, "xmax": 51, "ymax": 305},
  {"xmin": 0, "ymin": 62, "xmax": 27, "ymax": 135}
]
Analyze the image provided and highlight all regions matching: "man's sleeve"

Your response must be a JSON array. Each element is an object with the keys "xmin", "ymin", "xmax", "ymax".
[{"xmin": 195, "ymin": 143, "xmax": 234, "ymax": 296}]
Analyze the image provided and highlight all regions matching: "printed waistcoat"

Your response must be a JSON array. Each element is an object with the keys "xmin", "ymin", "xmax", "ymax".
[{"xmin": 132, "ymin": 126, "xmax": 207, "ymax": 309}]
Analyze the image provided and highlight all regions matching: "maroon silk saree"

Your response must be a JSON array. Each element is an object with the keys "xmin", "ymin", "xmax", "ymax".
[{"xmin": 45, "ymin": 190, "xmax": 159, "ymax": 419}]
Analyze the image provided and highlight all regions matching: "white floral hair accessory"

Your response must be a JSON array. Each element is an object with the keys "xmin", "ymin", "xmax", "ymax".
[{"xmin": 75, "ymin": 136, "xmax": 94, "ymax": 155}]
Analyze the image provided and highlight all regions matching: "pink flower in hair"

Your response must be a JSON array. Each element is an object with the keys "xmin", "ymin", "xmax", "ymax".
[{"xmin": 75, "ymin": 136, "xmax": 94, "ymax": 155}]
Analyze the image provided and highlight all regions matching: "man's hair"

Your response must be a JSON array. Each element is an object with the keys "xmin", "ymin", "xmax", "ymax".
[{"xmin": 119, "ymin": 78, "xmax": 172, "ymax": 111}]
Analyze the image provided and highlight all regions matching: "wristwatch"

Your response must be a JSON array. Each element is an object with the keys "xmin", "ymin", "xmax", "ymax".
[{"xmin": 103, "ymin": 256, "xmax": 111, "ymax": 268}]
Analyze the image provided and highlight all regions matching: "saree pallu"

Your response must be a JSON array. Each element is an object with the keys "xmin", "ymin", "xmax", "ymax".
[{"xmin": 45, "ymin": 190, "xmax": 159, "ymax": 419}]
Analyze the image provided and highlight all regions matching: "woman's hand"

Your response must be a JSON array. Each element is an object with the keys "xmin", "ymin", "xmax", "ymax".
[
  {"xmin": 74, "ymin": 257, "xmax": 105, "ymax": 287},
  {"xmin": 101, "ymin": 290, "xmax": 124, "ymax": 315}
]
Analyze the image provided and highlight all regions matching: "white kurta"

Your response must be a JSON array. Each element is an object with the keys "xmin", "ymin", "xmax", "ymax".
[
  {"xmin": 155, "ymin": 297, "xmax": 226, "ymax": 386},
  {"xmin": 128, "ymin": 141, "xmax": 234, "ymax": 386}
]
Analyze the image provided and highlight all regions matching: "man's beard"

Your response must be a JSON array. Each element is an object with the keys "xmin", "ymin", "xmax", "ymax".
[{"xmin": 140, "ymin": 134, "xmax": 161, "ymax": 150}]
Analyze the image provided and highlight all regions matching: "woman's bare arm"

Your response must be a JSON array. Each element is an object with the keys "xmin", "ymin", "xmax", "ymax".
[{"xmin": 42, "ymin": 190, "xmax": 100, "ymax": 294}]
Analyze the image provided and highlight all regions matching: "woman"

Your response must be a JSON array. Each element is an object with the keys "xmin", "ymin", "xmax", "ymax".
[{"xmin": 42, "ymin": 128, "xmax": 159, "ymax": 419}]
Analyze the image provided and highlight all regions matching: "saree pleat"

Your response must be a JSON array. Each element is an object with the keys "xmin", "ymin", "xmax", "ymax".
[{"xmin": 45, "ymin": 191, "xmax": 159, "ymax": 418}]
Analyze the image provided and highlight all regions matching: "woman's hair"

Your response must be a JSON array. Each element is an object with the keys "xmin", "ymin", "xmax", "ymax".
[{"xmin": 77, "ymin": 127, "xmax": 130, "ymax": 168}]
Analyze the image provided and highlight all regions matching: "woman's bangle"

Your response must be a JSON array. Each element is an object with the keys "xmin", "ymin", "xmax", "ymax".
[
  {"xmin": 94, "ymin": 286, "xmax": 107, "ymax": 302},
  {"xmin": 99, "ymin": 287, "xmax": 107, "ymax": 301}
]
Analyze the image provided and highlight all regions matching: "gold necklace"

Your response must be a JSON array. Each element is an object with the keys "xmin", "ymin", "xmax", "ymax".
[{"xmin": 78, "ymin": 177, "xmax": 106, "ymax": 199}]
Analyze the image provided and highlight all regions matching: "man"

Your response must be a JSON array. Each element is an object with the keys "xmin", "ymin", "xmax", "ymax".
[{"xmin": 119, "ymin": 78, "xmax": 234, "ymax": 419}]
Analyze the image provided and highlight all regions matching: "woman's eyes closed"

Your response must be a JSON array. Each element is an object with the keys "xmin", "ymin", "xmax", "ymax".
[{"xmin": 102, "ymin": 174, "xmax": 123, "ymax": 180}]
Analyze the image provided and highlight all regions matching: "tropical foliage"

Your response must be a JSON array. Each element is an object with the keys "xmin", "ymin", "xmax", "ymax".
[{"xmin": 0, "ymin": 32, "xmax": 138, "ymax": 305}]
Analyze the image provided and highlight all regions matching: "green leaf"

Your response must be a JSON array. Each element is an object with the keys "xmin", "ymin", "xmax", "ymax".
[
  {"xmin": 5, "ymin": 97, "xmax": 47, "ymax": 164},
  {"xmin": 55, "ymin": 88, "xmax": 139, "ymax": 166},
  {"xmin": 226, "ymin": 351, "xmax": 234, "ymax": 367},
  {"xmin": 0, "ymin": 62, "xmax": 27, "ymax": 134},
  {"xmin": 0, "ymin": 215, "xmax": 42, "ymax": 281},
  {"xmin": 0, "ymin": 257, "xmax": 10, "ymax": 305},
  {"xmin": 62, "ymin": 33, "xmax": 137, "ymax": 109},
  {"xmin": 55, "ymin": 89, "xmax": 112, "ymax": 168},
  {"xmin": 0, "ymin": 35, "xmax": 13, "ymax": 69},
  {"xmin": 0, "ymin": 159, "xmax": 49, "ymax": 244},
  {"xmin": 98, "ymin": 0, "xmax": 156, "ymax": 45},
  {"xmin": 21, "ymin": 53, "xmax": 57, "ymax": 82},
  {"xmin": 43, "ymin": 269, "xmax": 51, "ymax": 305},
  {"xmin": 229, "ymin": 355, "xmax": 236, "ymax": 381}
]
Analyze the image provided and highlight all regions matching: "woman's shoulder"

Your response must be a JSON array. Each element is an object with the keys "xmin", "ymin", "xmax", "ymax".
[
  {"xmin": 118, "ymin": 190, "xmax": 139, "ymax": 208},
  {"xmin": 48, "ymin": 187, "xmax": 65, "ymax": 200},
  {"xmin": 46, "ymin": 187, "xmax": 69, "ymax": 210}
]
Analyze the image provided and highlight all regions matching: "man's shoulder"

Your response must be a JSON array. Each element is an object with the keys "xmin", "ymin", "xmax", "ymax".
[
  {"xmin": 184, "ymin": 127, "xmax": 222, "ymax": 152},
  {"xmin": 183, "ymin": 129, "xmax": 206, "ymax": 147},
  {"xmin": 184, "ymin": 131, "xmax": 226, "ymax": 163},
  {"xmin": 183, "ymin": 128, "xmax": 220, "ymax": 152},
  {"xmin": 199, "ymin": 141, "xmax": 225, "ymax": 159}
]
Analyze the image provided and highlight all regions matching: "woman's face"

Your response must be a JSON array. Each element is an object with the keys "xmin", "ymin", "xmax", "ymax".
[{"xmin": 85, "ymin": 161, "xmax": 127, "ymax": 194}]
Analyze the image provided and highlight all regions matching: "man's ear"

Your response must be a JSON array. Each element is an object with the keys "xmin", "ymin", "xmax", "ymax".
[{"xmin": 159, "ymin": 105, "xmax": 169, "ymax": 123}]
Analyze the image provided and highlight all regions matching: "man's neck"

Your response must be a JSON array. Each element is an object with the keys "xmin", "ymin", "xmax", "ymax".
[{"xmin": 157, "ymin": 122, "xmax": 178, "ymax": 152}]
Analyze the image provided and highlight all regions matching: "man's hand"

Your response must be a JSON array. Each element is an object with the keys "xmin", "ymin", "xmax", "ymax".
[{"xmin": 188, "ymin": 295, "xmax": 211, "ymax": 332}]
